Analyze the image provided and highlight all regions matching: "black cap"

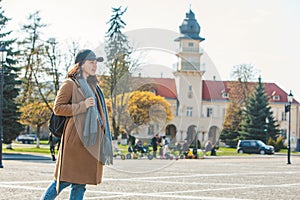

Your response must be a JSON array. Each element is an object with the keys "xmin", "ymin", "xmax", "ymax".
[{"xmin": 75, "ymin": 49, "xmax": 104, "ymax": 64}]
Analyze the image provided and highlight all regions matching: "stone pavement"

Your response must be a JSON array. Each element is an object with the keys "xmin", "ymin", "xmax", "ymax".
[{"xmin": 0, "ymin": 153, "xmax": 300, "ymax": 200}]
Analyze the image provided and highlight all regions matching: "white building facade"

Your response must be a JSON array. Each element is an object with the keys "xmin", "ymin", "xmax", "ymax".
[{"xmin": 133, "ymin": 9, "xmax": 299, "ymax": 151}]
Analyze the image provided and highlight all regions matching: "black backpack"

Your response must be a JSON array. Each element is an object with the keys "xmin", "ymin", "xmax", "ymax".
[
  {"xmin": 49, "ymin": 78, "xmax": 74, "ymax": 138},
  {"xmin": 48, "ymin": 112, "xmax": 66, "ymax": 138}
]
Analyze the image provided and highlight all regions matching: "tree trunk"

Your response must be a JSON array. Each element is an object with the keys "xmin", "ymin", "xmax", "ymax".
[{"xmin": 36, "ymin": 125, "xmax": 40, "ymax": 148}]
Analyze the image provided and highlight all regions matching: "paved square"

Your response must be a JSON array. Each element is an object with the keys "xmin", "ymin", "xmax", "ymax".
[{"xmin": 0, "ymin": 154, "xmax": 299, "ymax": 199}]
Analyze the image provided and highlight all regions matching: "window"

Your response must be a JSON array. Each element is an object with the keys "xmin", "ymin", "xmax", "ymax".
[
  {"xmin": 281, "ymin": 129, "xmax": 287, "ymax": 139},
  {"xmin": 188, "ymin": 57, "xmax": 194, "ymax": 63},
  {"xmin": 272, "ymin": 95, "xmax": 280, "ymax": 101},
  {"xmin": 242, "ymin": 141, "xmax": 251, "ymax": 147},
  {"xmin": 282, "ymin": 112, "xmax": 287, "ymax": 121},
  {"xmin": 250, "ymin": 141, "xmax": 257, "ymax": 147},
  {"xmin": 207, "ymin": 108, "xmax": 213, "ymax": 117},
  {"xmin": 188, "ymin": 42, "xmax": 193, "ymax": 47},
  {"xmin": 187, "ymin": 85, "xmax": 193, "ymax": 98},
  {"xmin": 149, "ymin": 89, "xmax": 156, "ymax": 95},
  {"xmin": 186, "ymin": 107, "xmax": 193, "ymax": 117},
  {"xmin": 222, "ymin": 92, "xmax": 229, "ymax": 98}
]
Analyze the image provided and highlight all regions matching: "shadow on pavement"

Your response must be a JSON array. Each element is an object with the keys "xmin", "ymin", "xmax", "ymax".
[{"xmin": 3, "ymin": 153, "xmax": 53, "ymax": 163}]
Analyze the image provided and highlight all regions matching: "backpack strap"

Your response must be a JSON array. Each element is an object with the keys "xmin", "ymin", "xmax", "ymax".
[{"xmin": 56, "ymin": 133, "xmax": 64, "ymax": 193}]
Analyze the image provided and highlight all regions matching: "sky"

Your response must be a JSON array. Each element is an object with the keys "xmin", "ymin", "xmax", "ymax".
[{"xmin": 2, "ymin": 0, "xmax": 300, "ymax": 100}]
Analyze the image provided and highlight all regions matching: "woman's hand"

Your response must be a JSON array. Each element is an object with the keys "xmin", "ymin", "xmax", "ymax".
[{"xmin": 84, "ymin": 97, "xmax": 95, "ymax": 108}]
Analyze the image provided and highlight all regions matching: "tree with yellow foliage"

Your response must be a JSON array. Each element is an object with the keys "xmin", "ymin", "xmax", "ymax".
[
  {"xmin": 128, "ymin": 91, "xmax": 173, "ymax": 128},
  {"xmin": 19, "ymin": 102, "xmax": 52, "ymax": 148}
]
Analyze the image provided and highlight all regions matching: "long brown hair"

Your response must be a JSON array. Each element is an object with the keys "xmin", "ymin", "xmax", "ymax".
[{"xmin": 67, "ymin": 63, "xmax": 80, "ymax": 78}]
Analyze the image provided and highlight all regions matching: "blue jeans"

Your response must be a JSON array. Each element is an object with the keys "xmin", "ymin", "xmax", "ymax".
[{"xmin": 40, "ymin": 180, "xmax": 86, "ymax": 200}]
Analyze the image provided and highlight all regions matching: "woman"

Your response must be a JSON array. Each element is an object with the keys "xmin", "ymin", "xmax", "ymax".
[{"xmin": 41, "ymin": 49, "xmax": 113, "ymax": 200}]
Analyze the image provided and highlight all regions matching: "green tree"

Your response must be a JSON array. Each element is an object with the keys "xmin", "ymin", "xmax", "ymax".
[
  {"xmin": 239, "ymin": 77, "xmax": 280, "ymax": 143},
  {"xmin": 220, "ymin": 64, "xmax": 256, "ymax": 147},
  {"xmin": 0, "ymin": 4, "xmax": 23, "ymax": 145},
  {"xmin": 265, "ymin": 114, "xmax": 281, "ymax": 142},
  {"xmin": 105, "ymin": 6, "xmax": 135, "ymax": 139}
]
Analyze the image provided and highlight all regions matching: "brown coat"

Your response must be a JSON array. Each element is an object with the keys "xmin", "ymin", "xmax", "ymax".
[{"xmin": 53, "ymin": 79, "xmax": 104, "ymax": 185}]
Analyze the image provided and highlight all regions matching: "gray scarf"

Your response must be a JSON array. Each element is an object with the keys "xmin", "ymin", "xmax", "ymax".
[
  {"xmin": 96, "ymin": 85, "xmax": 113, "ymax": 165},
  {"xmin": 77, "ymin": 78, "xmax": 99, "ymax": 147}
]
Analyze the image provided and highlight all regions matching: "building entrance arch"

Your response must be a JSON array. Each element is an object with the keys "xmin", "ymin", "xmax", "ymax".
[
  {"xmin": 186, "ymin": 125, "xmax": 201, "ymax": 149},
  {"xmin": 208, "ymin": 126, "xmax": 220, "ymax": 146},
  {"xmin": 165, "ymin": 124, "xmax": 177, "ymax": 145}
]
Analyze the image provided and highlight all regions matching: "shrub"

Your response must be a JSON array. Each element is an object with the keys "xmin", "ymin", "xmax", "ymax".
[{"xmin": 268, "ymin": 136, "xmax": 284, "ymax": 152}]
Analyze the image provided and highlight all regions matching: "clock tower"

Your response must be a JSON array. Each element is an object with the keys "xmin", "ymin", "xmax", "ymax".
[{"xmin": 173, "ymin": 8, "xmax": 206, "ymax": 142}]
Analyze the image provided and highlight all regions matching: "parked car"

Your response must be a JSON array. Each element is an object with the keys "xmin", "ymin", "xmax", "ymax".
[
  {"xmin": 16, "ymin": 134, "xmax": 36, "ymax": 144},
  {"xmin": 237, "ymin": 140, "xmax": 275, "ymax": 155}
]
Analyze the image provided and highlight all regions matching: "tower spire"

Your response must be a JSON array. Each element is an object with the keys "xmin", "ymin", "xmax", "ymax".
[
  {"xmin": 176, "ymin": 8, "xmax": 205, "ymax": 41},
  {"xmin": 174, "ymin": 8, "xmax": 205, "ymax": 72}
]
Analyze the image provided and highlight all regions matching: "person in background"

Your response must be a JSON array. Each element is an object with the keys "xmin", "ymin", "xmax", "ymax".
[
  {"xmin": 127, "ymin": 134, "xmax": 136, "ymax": 153},
  {"xmin": 48, "ymin": 133, "xmax": 60, "ymax": 161},
  {"xmin": 151, "ymin": 134, "xmax": 159, "ymax": 158},
  {"xmin": 161, "ymin": 136, "xmax": 169, "ymax": 158},
  {"xmin": 205, "ymin": 140, "xmax": 213, "ymax": 156}
]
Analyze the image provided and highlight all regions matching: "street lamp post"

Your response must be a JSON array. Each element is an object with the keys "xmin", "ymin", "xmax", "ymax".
[
  {"xmin": 0, "ymin": 44, "xmax": 7, "ymax": 168},
  {"xmin": 286, "ymin": 90, "xmax": 293, "ymax": 165}
]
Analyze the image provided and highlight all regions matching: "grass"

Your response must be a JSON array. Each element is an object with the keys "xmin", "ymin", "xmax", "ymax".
[
  {"xmin": 3, "ymin": 142, "xmax": 299, "ymax": 157},
  {"xmin": 214, "ymin": 147, "xmax": 242, "ymax": 156},
  {"xmin": 3, "ymin": 140, "xmax": 53, "ymax": 155},
  {"xmin": 3, "ymin": 146, "xmax": 51, "ymax": 154}
]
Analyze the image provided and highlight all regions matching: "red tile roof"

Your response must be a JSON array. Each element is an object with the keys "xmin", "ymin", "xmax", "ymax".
[
  {"xmin": 202, "ymin": 80, "xmax": 227, "ymax": 101},
  {"xmin": 202, "ymin": 80, "xmax": 298, "ymax": 103},
  {"xmin": 152, "ymin": 78, "xmax": 177, "ymax": 99},
  {"xmin": 132, "ymin": 77, "xmax": 298, "ymax": 104},
  {"xmin": 132, "ymin": 77, "xmax": 177, "ymax": 99}
]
